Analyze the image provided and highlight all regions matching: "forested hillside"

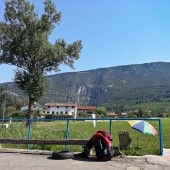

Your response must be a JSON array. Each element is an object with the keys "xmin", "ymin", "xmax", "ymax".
[{"xmin": 2, "ymin": 62, "xmax": 170, "ymax": 112}]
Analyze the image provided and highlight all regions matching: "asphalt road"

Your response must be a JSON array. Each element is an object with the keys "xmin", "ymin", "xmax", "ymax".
[{"xmin": 0, "ymin": 148, "xmax": 169, "ymax": 170}]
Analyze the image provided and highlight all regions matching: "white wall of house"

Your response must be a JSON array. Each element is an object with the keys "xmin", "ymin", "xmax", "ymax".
[
  {"xmin": 43, "ymin": 106, "xmax": 77, "ymax": 118},
  {"xmin": 21, "ymin": 105, "xmax": 29, "ymax": 111}
]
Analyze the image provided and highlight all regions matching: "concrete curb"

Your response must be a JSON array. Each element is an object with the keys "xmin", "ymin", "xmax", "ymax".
[{"xmin": 0, "ymin": 148, "xmax": 52, "ymax": 155}]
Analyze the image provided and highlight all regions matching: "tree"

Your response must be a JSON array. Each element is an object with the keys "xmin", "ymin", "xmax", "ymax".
[
  {"xmin": 138, "ymin": 108, "xmax": 143, "ymax": 118},
  {"xmin": 0, "ymin": 86, "xmax": 4, "ymax": 117},
  {"xmin": 128, "ymin": 112, "xmax": 137, "ymax": 118},
  {"xmin": 0, "ymin": 86, "xmax": 4, "ymax": 104},
  {"xmin": 0, "ymin": 0, "xmax": 82, "ymax": 119},
  {"xmin": 5, "ymin": 106, "xmax": 16, "ymax": 118},
  {"xmin": 95, "ymin": 106, "xmax": 107, "ymax": 118}
]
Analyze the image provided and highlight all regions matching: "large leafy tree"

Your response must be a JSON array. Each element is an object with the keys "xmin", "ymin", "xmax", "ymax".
[
  {"xmin": 0, "ymin": 0, "xmax": 82, "ymax": 119},
  {"xmin": 0, "ymin": 86, "xmax": 5, "ymax": 117},
  {"xmin": 95, "ymin": 106, "xmax": 108, "ymax": 118}
]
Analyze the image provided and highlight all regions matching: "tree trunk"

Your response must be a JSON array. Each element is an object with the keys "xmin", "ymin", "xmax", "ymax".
[
  {"xmin": 26, "ymin": 95, "xmax": 34, "ymax": 126},
  {"xmin": 28, "ymin": 96, "xmax": 34, "ymax": 119},
  {"xmin": 26, "ymin": 95, "xmax": 34, "ymax": 127}
]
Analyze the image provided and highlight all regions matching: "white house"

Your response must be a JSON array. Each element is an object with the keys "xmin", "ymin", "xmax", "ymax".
[
  {"xmin": 21, "ymin": 102, "xmax": 97, "ymax": 119},
  {"xmin": 43, "ymin": 103, "xmax": 77, "ymax": 118}
]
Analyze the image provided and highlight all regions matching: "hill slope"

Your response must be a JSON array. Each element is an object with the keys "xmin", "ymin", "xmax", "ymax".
[{"xmin": 2, "ymin": 62, "xmax": 170, "ymax": 110}]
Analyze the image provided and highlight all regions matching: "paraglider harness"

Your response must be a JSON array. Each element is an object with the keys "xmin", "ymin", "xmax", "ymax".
[{"xmin": 87, "ymin": 130, "xmax": 115, "ymax": 161}]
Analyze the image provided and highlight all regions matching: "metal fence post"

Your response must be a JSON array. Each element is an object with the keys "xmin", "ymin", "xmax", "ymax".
[
  {"xmin": 27, "ymin": 119, "xmax": 32, "ymax": 150},
  {"xmin": 65, "ymin": 120, "xmax": 69, "ymax": 150},
  {"xmin": 159, "ymin": 119, "xmax": 163, "ymax": 155},
  {"xmin": 109, "ymin": 120, "xmax": 112, "ymax": 136}
]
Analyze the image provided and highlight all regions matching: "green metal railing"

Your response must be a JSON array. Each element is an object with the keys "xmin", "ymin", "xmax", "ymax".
[{"xmin": 0, "ymin": 117, "xmax": 163, "ymax": 155}]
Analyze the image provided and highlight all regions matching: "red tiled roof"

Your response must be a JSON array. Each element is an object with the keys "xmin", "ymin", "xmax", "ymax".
[
  {"xmin": 77, "ymin": 106, "xmax": 96, "ymax": 111},
  {"xmin": 44, "ymin": 103, "xmax": 97, "ymax": 111},
  {"xmin": 44, "ymin": 103, "xmax": 76, "ymax": 107},
  {"xmin": 107, "ymin": 112, "xmax": 118, "ymax": 116}
]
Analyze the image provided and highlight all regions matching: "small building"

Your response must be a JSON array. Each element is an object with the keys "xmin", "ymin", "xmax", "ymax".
[
  {"xmin": 77, "ymin": 106, "xmax": 96, "ymax": 117},
  {"xmin": 160, "ymin": 112, "xmax": 168, "ymax": 118},
  {"xmin": 43, "ymin": 103, "xmax": 77, "ymax": 118},
  {"xmin": 107, "ymin": 112, "xmax": 119, "ymax": 118},
  {"xmin": 120, "ymin": 112, "xmax": 128, "ymax": 118}
]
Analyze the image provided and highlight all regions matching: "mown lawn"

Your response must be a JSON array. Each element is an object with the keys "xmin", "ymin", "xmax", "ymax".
[{"xmin": 0, "ymin": 118, "xmax": 169, "ymax": 156}]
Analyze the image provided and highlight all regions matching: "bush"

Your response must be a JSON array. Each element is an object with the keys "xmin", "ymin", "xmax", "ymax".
[
  {"xmin": 44, "ymin": 114, "xmax": 73, "ymax": 119},
  {"xmin": 10, "ymin": 110, "xmax": 27, "ymax": 118},
  {"xmin": 128, "ymin": 113, "xmax": 137, "ymax": 118},
  {"xmin": 77, "ymin": 111, "xmax": 88, "ymax": 118}
]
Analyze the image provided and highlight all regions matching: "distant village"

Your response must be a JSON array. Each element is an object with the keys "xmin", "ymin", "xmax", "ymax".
[
  {"xmin": 21, "ymin": 102, "xmax": 96, "ymax": 118},
  {"xmin": 20, "ymin": 102, "xmax": 148, "ymax": 119}
]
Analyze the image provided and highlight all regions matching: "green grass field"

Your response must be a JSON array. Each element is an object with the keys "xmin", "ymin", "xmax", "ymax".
[
  {"xmin": 0, "ymin": 118, "xmax": 169, "ymax": 156},
  {"xmin": 127, "ymin": 101, "xmax": 170, "ymax": 114}
]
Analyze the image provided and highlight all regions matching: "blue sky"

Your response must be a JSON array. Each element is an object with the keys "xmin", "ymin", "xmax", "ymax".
[{"xmin": 0, "ymin": 0, "xmax": 170, "ymax": 83}]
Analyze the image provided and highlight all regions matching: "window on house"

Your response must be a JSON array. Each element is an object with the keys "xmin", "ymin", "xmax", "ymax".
[
  {"xmin": 72, "ymin": 106, "xmax": 74, "ymax": 108},
  {"xmin": 47, "ymin": 111, "xmax": 49, "ymax": 114},
  {"xmin": 65, "ymin": 112, "xmax": 68, "ymax": 114},
  {"xmin": 66, "ymin": 106, "xmax": 68, "ymax": 108},
  {"xmin": 56, "ymin": 112, "xmax": 59, "ymax": 114},
  {"xmin": 60, "ymin": 111, "xmax": 63, "ymax": 114},
  {"xmin": 52, "ymin": 111, "xmax": 55, "ymax": 114},
  {"xmin": 43, "ymin": 111, "xmax": 45, "ymax": 113},
  {"xmin": 48, "ymin": 106, "xmax": 50, "ymax": 108},
  {"xmin": 57, "ymin": 106, "xmax": 59, "ymax": 108}
]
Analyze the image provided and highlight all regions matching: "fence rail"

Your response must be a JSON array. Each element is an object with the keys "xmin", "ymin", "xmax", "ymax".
[{"xmin": 0, "ymin": 139, "xmax": 88, "ymax": 145}]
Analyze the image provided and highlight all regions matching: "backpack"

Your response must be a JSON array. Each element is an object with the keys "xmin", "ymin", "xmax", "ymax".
[{"xmin": 87, "ymin": 130, "xmax": 115, "ymax": 161}]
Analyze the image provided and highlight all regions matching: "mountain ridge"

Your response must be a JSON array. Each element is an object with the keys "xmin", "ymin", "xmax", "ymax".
[{"xmin": 1, "ymin": 61, "xmax": 170, "ymax": 110}]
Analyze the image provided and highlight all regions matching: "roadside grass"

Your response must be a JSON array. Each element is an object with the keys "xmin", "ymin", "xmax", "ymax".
[{"xmin": 0, "ymin": 118, "xmax": 169, "ymax": 156}]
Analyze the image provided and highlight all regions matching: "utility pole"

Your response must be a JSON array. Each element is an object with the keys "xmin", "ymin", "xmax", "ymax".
[{"xmin": 2, "ymin": 84, "xmax": 7, "ymax": 124}]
